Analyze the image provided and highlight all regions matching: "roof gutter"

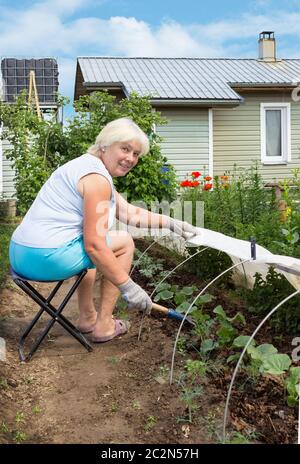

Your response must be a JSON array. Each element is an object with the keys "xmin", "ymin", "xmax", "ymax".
[
  {"xmin": 150, "ymin": 98, "xmax": 243, "ymax": 107},
  {"xmin": 84, "ymin": 82, "xmax": 129, "ymax": 97},
  {"xmin": 229, "ymin": 82, "xmax": 298, "ymax": 89}
]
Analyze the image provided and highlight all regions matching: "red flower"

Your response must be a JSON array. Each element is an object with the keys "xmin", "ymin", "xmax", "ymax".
[
  {"xmin": 180, "ymin": 180, "xmax": 193, "ymax": 187},
  {"xmin": 205, "ymin": 175, "xmax": 212, "ymax": 181},
  {"xmin": 203, "ymin": 183, "xmax": 213, "ymax": 191},
  {"xmin": 191, "ymin": 171, "xmax": 201, "ymax": 179},
  {"xmin": 191, "ymin": 181, "xmax": 200, "ymax": 187},
  {"xmin": 180, "ymin": 180, "xmax": 188, "ymax": 187}
]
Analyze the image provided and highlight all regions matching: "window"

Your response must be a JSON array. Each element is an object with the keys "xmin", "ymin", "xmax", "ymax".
[{"xmin": 260, "ymin": 103, "xmax": 291, "ymax": 164}]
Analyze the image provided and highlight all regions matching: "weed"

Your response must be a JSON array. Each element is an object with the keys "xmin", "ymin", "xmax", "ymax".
[
  {"xmin": 179, "ymin": 385, "xmax": 203, "ymax": 423},
  {"xmin": 158, "ymin": 365, "xmax": 169, "ymax": 377},
  {"xmin": 111, "ymin": 402, "xmax": 119, "ymax": 412},
  {"xmin": 106, "ymin": 356, "xmax": 120, "ymax": 365},
  {"xmin": 202, "ymin": 407, "xmax": 222, "ymax": 439},
  {"xmin": 32, "ymin": 405, "xmax": 43, "ymax": 414},
  {"xmin": 15, "ymin": 412, "xmax": 25, "ymax": 424},
  {"xmin": 177, "ymin": 336, "xmax": 187, "ymax": 355},
  {"xmin": 222, "ymin": 429, "xmax": 261, "ymax": 444},
  {"xmin": 144, "ymin": 415, "xmax": 157, "ymax": 432},
  {"xmin": 0, "ymin": 422, "xmax": 9, "ymax": 433},
  {"xmin": 185, "ymin": 359, "xmax": 208, "ymax": 382},
  {"xmin": 0, "ymin": 378, "xmax": 8, "ymax": 390},
  {"xmin": 14, "ymin": 431, "xmax": 27, "ymax": 443}
]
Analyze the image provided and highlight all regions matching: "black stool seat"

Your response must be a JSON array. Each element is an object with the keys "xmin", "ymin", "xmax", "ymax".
[{"xmin": 10, "ymin": 267, "xmax": 93, "ymax": 361}]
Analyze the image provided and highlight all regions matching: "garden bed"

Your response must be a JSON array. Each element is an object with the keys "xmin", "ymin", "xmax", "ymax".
[{"xmin": 0, "ymin": 238, "xmax": 298, "ymax": 444}]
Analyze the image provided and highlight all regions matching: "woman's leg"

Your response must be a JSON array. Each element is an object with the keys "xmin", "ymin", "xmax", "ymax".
[
  {"xmin": 77, "ymin": 231, "xmax": 135, "ymax": 336},
  {"xmin": 76, "ymin": 268, "xmax": 97, "ymax": 332},
  {"xmin": 92, "ymin": 231, "xmax": 135, "ymax": 339}
]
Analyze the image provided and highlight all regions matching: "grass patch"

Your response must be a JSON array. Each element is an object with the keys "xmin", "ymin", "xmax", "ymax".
[{"xmin": 0, "ymin": 223, "xmax": 15, "ymax": 287}]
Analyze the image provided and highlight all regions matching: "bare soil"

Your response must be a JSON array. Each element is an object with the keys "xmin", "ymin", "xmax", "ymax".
[{"xmin": 0, "ymin": 240, "xmax": 298, "ymax": 444}]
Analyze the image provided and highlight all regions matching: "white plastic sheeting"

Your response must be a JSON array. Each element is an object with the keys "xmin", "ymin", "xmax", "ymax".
[{"xmin": 186, "ymin": 227, "xmax": 300, "ymax": 291}]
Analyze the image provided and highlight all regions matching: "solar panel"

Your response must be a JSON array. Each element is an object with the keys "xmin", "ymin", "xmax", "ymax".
[{"xmin": 1, "ymin": 58, "xmax": 59, "ymax": 103}]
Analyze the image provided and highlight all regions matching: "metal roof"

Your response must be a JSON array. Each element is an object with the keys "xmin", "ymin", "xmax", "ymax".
[{"xmin": 76, "ymin": 57, "xmax": 300, "ymax": 102}]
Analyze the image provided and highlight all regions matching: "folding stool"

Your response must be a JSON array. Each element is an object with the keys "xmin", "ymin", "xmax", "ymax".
[{"xmin": 10, "ymin": 267, "xmax": 93, "ymax": 361}]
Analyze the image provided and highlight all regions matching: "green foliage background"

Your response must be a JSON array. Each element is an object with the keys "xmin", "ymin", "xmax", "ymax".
[{"xmin": 0, "ymin": 91, "xmax": 177, "ymax": 214}]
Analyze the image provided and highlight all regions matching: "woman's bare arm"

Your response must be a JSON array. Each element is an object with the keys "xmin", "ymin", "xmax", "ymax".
[
  {"xmin": 115, "ymin": 191, "xmax": 168, "ymax": 229},
  {"xmin": 82, "ymin": 174, "xmax": 129, "ymax": 286}
]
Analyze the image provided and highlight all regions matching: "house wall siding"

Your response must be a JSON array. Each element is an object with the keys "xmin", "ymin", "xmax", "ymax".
[
  {"xmin": 156, "ymin": 108, "xmax": 209, "ymax": 179},
  {"xmin": 2, "ymin": 139, "xmax": 16, "ymax": 199},
  {"xmin": 213, "ymin": 90, "xmax": 300, "ymax": 182}
]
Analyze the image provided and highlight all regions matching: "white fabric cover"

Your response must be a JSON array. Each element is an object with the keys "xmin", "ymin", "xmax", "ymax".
[{"xmin": 186, "ymin": 227, "xmax": 300, "ymax": 291}]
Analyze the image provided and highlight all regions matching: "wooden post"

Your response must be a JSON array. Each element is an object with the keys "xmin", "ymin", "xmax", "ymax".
[
  {"xmin": 28, "ymin": 70, "xmax": 42, "ymax": 121},
  {"xmin": 265, "ymin": 182, "xmax": 287, "ymax": 222}
]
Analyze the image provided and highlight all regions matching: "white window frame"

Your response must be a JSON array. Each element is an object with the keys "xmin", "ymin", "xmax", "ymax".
[{"xmin": 260, "ymin": 102, "xmax": 291, "ymax": 164}]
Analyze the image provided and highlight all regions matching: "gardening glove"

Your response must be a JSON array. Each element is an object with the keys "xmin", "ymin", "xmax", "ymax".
[
  {"xmin": 119, "ymin": 277, "xmax": 152, "ymax": 315},
  {"xmin": 166, "ymin": 217, "xmax": 198, "ymax": 240}
]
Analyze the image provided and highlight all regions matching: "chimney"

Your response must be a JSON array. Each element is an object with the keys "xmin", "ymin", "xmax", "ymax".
[{"xmin": 258, "ymin": 31, "xmax": 276, "ymax": 61}]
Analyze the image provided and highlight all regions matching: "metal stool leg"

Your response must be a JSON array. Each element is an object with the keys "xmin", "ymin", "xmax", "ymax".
[{"xmin": 15, "ymin": 270, "xmax": 93, "ymax": 361}]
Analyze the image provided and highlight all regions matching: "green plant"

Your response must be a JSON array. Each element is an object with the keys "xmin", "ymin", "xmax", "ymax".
[
  {"xmin": 213, "ymin": 306, "xmax": 246, "ymax": 348},
  {"xmin": 285, "ymin": 366, "xmax": 300, "ymax": 407},
  {"xmin": 185, "ymin": 247, "xmax": 233, "ymax": 284},
  {"xmin": 32, "ymin": 406, "xmax": 43, "ymax": 414},
  {"xmin": 0, "ymin": 378, "xmax": 8, "ymax": 389},
  {"xmin": 177, "ymin": 336, "xmax": 188, "ymax": 354},
  {"xmin": 0, "ymin": 422, "xmax": 9, "ymax": 433},
  {"xmin": 144, "ymin": 415, "xmax": 157, "ymax": 432},
  {"xmin": 15, "ymin": 412, "xmax": 25, "ymax": 424},
  {"xmin": 106, "ymin": 356, "xmax": 120, "ymax": 365},
  {"xmin": 229, "ymin": 336, "xmax": 292, "ymax": 377},
  {"xmin": 0, "ymin": 92, "xmax": 67, "ymax": 215},
  {"xmin": 133, "ymin": 249, "xmax": 168, "ymax": 283},
  {"xmin": 14, "ymin": 431, "xmax": 27, "ymax": 443},
  {"xmin": 201, "ymin": 407, "xmax": 222, "ymax": 439},
  {"xmin": 179, "ymin": 385, "xmax": 203, "ymax": 423},
  {"xmin": 185, "ymin": 359, "xmax": 208, "ymax": 381},
  {"xmin": 67, "ymin": 91, "xmax": 177, "ymax": 204},
  {"xmin": 241, "ymin": 267, "xmax": 300, "ymax": 334},
  {"xmin": 111, "ymin": 402, "xmax": 119, "ymax": 413},
  {"xmin": 0, "ymin": 91, "xmax": 177, "ymax": 216}
]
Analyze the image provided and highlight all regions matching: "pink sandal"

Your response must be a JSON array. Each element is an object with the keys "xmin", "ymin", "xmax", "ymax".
[{"xmin": 90, "ymin": 319, "xmax": 131, "ymax": 343}]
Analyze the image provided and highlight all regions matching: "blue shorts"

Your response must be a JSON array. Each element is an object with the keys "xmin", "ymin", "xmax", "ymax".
[{"xmin": 9, "ymin": 234, "xmax": 111, "ymax": 281}]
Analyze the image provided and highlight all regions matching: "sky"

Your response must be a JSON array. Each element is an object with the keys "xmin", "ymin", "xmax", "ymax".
[{"xmin": 0, "ymin": 0, "xmax": 300, "ymax": 117}]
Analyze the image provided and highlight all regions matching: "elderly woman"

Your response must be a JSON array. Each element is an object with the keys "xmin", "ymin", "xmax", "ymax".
[{"xmin": 9, "ymin": 118, "xmax": 197, "ymax": 343}]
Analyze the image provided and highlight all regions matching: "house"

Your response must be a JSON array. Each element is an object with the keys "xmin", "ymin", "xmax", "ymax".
[
  {"xmin": 74, "ymin": 32, "xmax": 300, "ymax": 183},
  {"xmin": 0, "ymin": 58, "xmax": 59, "ymax": 201}
]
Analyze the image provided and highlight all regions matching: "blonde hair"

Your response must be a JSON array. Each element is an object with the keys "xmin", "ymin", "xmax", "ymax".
[{"xmin": 88, "ymin": 118, "xmax": 150, "ymax": 156}]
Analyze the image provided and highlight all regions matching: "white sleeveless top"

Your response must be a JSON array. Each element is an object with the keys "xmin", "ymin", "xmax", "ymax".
[{"xmin": 12, "ymin": 153, "xmax": 116, "ymax": 248}]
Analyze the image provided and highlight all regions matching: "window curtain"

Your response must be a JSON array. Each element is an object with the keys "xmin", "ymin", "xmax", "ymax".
[{"xmin": 266, "ymin": 109, "xmax": 282, "ymax": 157}]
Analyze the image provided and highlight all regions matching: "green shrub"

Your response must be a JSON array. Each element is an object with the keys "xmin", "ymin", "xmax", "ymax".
[
  {"xmin": 64, "ymin": 91, "xmax": 177, "ymax": 203},
  {"xmin": 181, "ymin": 164, "xmax": 281, "ymax": 244},
  {"xmin": 185, "ymin": 247, "xmax": 233, "ymax": 285},
  {"xmin": 241, "ymin": 267, "xmax": 300, "ymax": 334},
  {"xmin": 0, "ymin": 91, "xmax": 177, "ymax": 215}
]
